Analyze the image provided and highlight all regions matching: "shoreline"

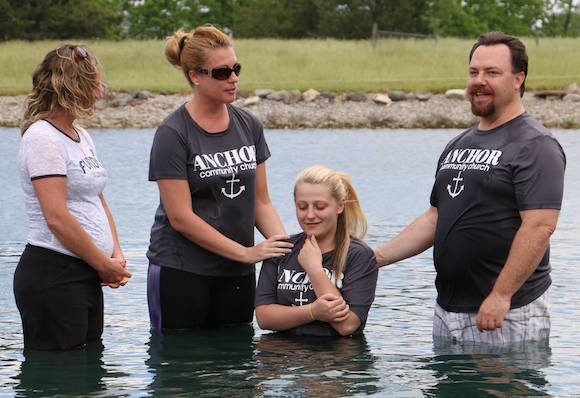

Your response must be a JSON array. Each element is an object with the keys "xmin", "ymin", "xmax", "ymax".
[{"xmin": 1, "ymin": 89, "xmax": 579, "ymax": 130}]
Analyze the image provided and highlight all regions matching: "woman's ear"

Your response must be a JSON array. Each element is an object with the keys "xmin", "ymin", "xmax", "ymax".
[
  {"xmin": 337, "ymin": 198, "xmax": 345, "ymax": 214},
  {"xmin": 188, "ymin": 70, "xmax": 199, "ymax": 86}
]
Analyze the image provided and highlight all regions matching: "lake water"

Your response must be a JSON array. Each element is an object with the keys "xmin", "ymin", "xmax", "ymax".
[{"xmin": 1, "ymin": 127, "xmax": 579, "ymax": 397}]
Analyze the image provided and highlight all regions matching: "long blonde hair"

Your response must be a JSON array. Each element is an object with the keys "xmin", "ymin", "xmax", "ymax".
[
  {"xmin": 21, "ymin": 44, "xmax": 102, "ymax": 134},
  {"xmin": 294, "ymin": 165, "xmax": 368, "ymax": 283},
  {"xmin": 165, "ymin": 25, "xmax": 232, "ymax": 86}
]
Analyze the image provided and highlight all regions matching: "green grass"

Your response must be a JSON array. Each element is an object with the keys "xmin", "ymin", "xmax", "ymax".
[{"xmin": 1, "ymin": 37, "xmax": 579, "ymax": 95}]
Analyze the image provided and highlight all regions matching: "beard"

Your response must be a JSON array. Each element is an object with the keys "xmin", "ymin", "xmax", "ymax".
[
  {"xmin": 468, "ymin": 86, "xmax": 495, "ymax": 117},
  {"xmin": 470, "ymin": 99, "xmax": 495, "ymax": 117}
]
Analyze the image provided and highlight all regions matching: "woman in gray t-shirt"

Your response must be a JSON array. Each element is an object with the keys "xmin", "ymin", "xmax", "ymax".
[
  {"xmin": 147, "ymin": 25, "xmax": 292, "ymax": 331},
  {"xmin": 14, "ymin": 44, "xmax": 131, "ymax": 351},
  {"xmin": 255, "ymin": 165, "xmax": 378, "ymax": 337}
]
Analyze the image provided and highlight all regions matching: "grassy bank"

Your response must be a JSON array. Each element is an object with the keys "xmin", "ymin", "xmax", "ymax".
[{"xmin": 1, "ymin": 37, "xmax": 579, "ymax": 95}]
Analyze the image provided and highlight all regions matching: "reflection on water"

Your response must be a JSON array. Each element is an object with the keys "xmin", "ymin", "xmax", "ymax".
[
  {"xmin": 254, "ymin": 334, "xmax": 379, "ymax": 397},
  {"xmin": 1, "ymin": 128, "xmax": 579, "ymax": 397},
  {"xmin": 423, "ymin": 339, "xmax": 552, "ymax": 397},
  {"xmin": 14, "ymin": 342, "xmax": 106, "ymax": 397},
  {"xmin": 146, "ymin": 326, "xmax": 256, "ymax": 396},
  {"xmin": 145, "ymin": 328, "xmax": 380, "ymax": 397}
]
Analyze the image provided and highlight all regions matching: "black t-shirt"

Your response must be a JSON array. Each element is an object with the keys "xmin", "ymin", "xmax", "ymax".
[
  {"xmin": 147, "ymin": 103, "xmax": 270, "ymax": 276},
  {"xmin": 255, "ymin": 233, "xmax": 378, "ymax": 337},
  {"xmin": 430, "ymin": 113, "xmax": 566, "ymax": 312}
]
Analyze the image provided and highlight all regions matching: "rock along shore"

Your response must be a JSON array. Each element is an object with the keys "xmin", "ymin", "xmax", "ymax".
[{"xmin": 1, "ymin": 86, "xmax": 579, "ymax": 130}]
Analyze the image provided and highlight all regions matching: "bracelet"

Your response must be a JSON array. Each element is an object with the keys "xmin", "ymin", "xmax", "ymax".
[{"xmin": 308, "ymin": 303, "xmax": 316, "ymax": 321}]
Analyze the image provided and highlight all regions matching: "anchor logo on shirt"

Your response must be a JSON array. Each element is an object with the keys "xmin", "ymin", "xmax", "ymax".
[
  {"xmin": 221, "ymin": 173, "xmax": 245, "ymax": 199},
  {"xmin": 446, "ymin": 171, "xmax": 465, "ymax": 198}
]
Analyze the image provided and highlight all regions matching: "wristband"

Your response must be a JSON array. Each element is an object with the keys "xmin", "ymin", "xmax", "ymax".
[{"xmin": 309, "ymin": 303, "xmax": 316, "ymax": 321}]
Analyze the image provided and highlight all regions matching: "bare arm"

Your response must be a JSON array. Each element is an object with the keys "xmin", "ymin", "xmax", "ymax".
[
  {"xmin": 157, "ymin": 179, "xmax": 291, "ymax": 264},
  {"xmin": 255, "ymin": 293, "xmax": 354, "ymax": 334},
  {"xmin": 256, "ymin": 302, "xmax": 315, "ymax": 331},
  {"xmin": 476, "ymin": 208, "xmax": 559, "ymax": 331},
  {"xmin": 373, "ymin": 206, "xmax": 438, "ymax": 267},
  {"xmin": 99, "ymin": 193, "xmax": 129, "ymax": 287},
  {"xmin": 33, "ymin": 177, "xmax": 131, "ymax": 284},
  {"xmin": 99, "ymin": 193, "xmax": 123, "ymax": 260},
  {"xmin": 299, "ymin": 236, "xmax": 361, "ymax": 336}
]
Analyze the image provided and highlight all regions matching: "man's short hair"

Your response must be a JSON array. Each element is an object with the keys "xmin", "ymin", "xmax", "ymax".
[{"xmin": 469, "ymin": 32, "xmax": 528, "ymax": 97}]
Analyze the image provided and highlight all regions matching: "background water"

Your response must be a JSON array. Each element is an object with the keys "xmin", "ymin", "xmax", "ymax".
[{"xmin": 1, "ymin": 127, "xmax": 579, "ymax": 397}]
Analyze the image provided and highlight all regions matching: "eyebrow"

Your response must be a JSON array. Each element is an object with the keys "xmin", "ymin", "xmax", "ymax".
[
  {"xmin": 469, "ymin": 66, "xmax": 503, "ymax": 72},
  {"xmin": 296, "ymin": 200, "xmax": 330, "ymax": 205},
  {"xmin": 211, "ymin": 62, "xmax": 239, "ymax": 68}
]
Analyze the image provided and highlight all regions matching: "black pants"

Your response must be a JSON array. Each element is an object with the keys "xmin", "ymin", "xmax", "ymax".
[
  {"xmin": 148, "ymin": 264, "xmax": 255, "ymax": 331},
  {"xmin": 13, "ymin": 244, "xmax": 103, "ymax": 350}
]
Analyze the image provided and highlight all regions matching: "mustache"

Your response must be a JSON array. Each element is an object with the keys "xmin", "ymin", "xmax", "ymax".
[{"xmin": 468, "ymin": 85, "xmax": 493, "ymax": 96}]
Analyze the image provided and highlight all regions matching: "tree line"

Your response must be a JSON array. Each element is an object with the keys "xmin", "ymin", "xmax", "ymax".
[{"xmin": 1, "ymin": 0, "xmax": 578, "ymax": 41}]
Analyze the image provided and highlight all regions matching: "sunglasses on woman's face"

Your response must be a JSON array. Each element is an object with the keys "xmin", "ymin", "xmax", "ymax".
[{"xmin": 197, "ymin": 62, "xmax": 242, "ymax": 81}]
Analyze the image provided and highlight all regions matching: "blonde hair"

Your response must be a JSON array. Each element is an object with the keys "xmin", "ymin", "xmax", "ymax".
[
  {"xmin": 165, "ymin": 25, "xmax": 232, "ymax": 86},
  {"xmin": 21, "ymin": 44, "xmax": 103, "ymax": 134},
  {"xmin": 294, "ymin": 165, "xmax": 368, "ymax": 284}
]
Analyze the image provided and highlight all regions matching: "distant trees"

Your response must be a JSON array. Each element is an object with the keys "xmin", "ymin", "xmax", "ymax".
[
  {"xmin": 425, "ymin": 0, "xmax": 547, "ymax": 37},
  {"xmin": 231, "ymin": 0, "xmax": 318, "ymax": 38},
  {"xmin": 0, "ymin": 0, "xmax": 578, "ymax": 41},
  {"xmin": 123, "ymin": 0, "xmax": 234, "ymax": 38},
  {"xmin": 0, "ymin": 0, "xmax": 123, "ymax": 41},
  {"xmin": 312, "ymin": 0, "xmax": 432, "ymax": 39},
  {"xmin": 542, "ymin": 0, "xmax": 580, "ymax": 36}
]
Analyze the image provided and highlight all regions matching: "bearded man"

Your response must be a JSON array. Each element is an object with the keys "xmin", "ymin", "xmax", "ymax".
[{"xmin": 374, "ymin": 32, "xmax": 566, "ymax": 344}]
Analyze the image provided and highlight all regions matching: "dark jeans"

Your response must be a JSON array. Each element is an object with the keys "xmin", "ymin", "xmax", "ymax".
[
  {"xmin": 148, "ymin": 263, "xmax": 255, "ymax": 331},
  {"xmin": 14, "ymin": 244, "xmax": 103, "ymax": 350}
]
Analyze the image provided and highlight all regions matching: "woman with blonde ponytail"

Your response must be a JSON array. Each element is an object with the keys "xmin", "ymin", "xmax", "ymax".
[
  {"xmin": 147, "ymin": 25, "xmax": 292, "ymax": 331},
  {"xmin": 255, "ymin": 165, "xmax": 378, "ymax": 337},
  {"xmin": 15, "ymin": 44, "xmax": 131, "ymax": 350}
]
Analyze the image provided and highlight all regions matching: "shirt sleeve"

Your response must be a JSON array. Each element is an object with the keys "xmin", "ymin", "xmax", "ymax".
[
  {"xmin": 340, "ymin": 242, "xmax": 378, "ymax": 328},
  {"xmin": 255, "ymin": 258, "xmax": 280, "ymax": 307},
  {"xmin": 513, "ymin": 135, "xmax": 566, "ymax": 210},
  {"xmin": 22, "ymin": 129, "xmax": 67, "ymax": 180},
  {"xmin": 252, "ymin": 116, "xmax": 270, "ymax": 164},
  {"xmin": 148, "ymin": 125, "xmax": 189, "ymax": 181}
]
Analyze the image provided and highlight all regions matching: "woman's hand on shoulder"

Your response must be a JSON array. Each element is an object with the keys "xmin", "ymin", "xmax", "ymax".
[
  {"xmin": 245, "ymin": 234, "xmax": 293, "ymax": 263},
  {"xmin": 311, "ymin": 293, "xmax": 350, "ymax": 323},
  {"xmin": 298, "ymin": 235, "xmax": 322, "ymax": 273}
]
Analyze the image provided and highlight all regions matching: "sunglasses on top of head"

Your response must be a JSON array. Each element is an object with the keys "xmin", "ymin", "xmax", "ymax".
[
  {"xmin": 73, "ymin": 46, "xmax": 88, "ymax": 62},
  {"xmin": 197, "ymin": 62, "xmax": 242, "ymax": 81}
]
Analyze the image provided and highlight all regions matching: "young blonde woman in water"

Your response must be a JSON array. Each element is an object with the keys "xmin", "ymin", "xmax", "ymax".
[{"xmin": 255, "ymin": 165, "xmax": 378, "ymax": 336}]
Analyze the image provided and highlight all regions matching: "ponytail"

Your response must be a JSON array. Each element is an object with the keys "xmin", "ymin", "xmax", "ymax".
[{"xmin": 165, "ymin": 25, "xmax": 232, "ymax": 86}]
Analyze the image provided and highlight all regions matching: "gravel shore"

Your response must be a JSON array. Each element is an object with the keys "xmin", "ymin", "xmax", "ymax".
[{"xmin": 1, "ymin": 90, "xmax": 579, "ymax": 130}]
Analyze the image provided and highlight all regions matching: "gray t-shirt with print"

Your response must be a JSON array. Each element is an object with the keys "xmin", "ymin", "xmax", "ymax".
[
  {"xmin": 147, "ymin": 103, "xmax": 270, "ymax": 276},
  {"xmin": 430, "ymin": 113, "xmax": 566, "ymax": 312},
  {"xmin": 255, "ymin": 233, "xmax": 378, "ymax": 337},
  {"xmin": 18, "ymin": 120, "xmax": 113, "ymax": 258}
]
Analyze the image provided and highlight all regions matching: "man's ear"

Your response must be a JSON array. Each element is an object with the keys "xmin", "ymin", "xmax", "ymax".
[{"xmin": 514, "ymin": 71, "xmax": 525, "ymax": 93}]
